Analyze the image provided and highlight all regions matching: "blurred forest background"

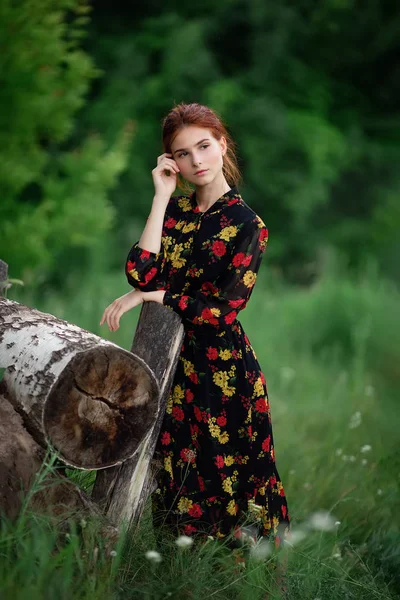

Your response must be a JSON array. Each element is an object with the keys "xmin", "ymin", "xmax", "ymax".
[{"xmin": 1, "ymin": 1, "xmax": 400, "ymax": 598}]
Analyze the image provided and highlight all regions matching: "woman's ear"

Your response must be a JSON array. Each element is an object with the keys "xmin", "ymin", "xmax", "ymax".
[{"xmin": 220, "ymin": 136, "xmax": 227, "ymax": 156}]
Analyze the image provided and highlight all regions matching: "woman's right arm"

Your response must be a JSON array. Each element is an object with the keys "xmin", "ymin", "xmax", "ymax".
[{"xmin": 125, "ymin": 153, "xmax": 180, "ymax": 292}]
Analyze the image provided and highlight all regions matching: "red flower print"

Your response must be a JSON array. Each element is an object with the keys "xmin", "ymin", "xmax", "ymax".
[
  {"xmin": 202, "ymin": 281, "xmax": 218, "ymax": 294},
  {"xmin": 212, "ymin": 240, "xmax": 226, "ymax": 257},
  {"xmin": 242, "ymin": 254, "xmax": 252, "ymax": 267},
  {"xmin": 279, "ymin": 486, "xmax": 285, "ymax": 497},
  {"xmin": 206, "ymin": 347, "xmax": 219, "ymax": 360},
  {"xmin": 194, "ymin": 406, "xmax": 202, "ymax": 422},
  {"xmin": 215, "ymin": 455, "xmax": 224, "ymax": 469},
  {"xmin": 224, "ymin": 311, "xmax": 237, "ymax": 325},
  {"xmin": 189, "ymin": 372, "xmax": 199, "ymax": 384},
  {"xmin": 255, "ymin": 398, "xmax": 268, "ymax": 413},
  {"xmin": 282, "ymin": 504, "xmax": 287, "ymax": 519},
  {"xmin": 228, "ymin": 298, "xmax": 245, "ymax": 308},
  {"xmin": 126, "ymin": 260, "xmax": 136, "ymax": 271},
  {"xmin": 260, "ymin": 228, "xmax": 268, "ymax": 242},
  {"xmin": 262, "ymin": 435, "xmax": 271, "ymax": 453},
  {"xmin": 269, "ymin": 474, "xmax": 277, "ymax": 487},
  {"xmin": 185, "ymin": 389, "xmax": 194, "ymax": 403},
  {"xmin": 216, "ymin": 415, "xmax": 227, "ymax": 427},
  {"xmin": 165, "ymin": 217, "xmax": 177, "ymax": 229},
  {"xmin": 143, "ymin": 267, "xmax": 157, "ymax": 283},
  {"xmin": 188, "ymin": 503, "xmax": 203, "ymax": 517},
  {"xmin": 180, "ymin": 448, "xmax": 196, "ymax": 463},
  {"xmin": 182, "ymin": 524, "xmax": 197, "ymax": 535},
  {"xmin": 172, "ymin": 406, "xmax": 184, "ymax": 421},
  {"xmin": 178, "ymin": 295, "xmax": 189, "ymax": 311},
  {"xmin": 140, "ymin": 249, "xmax": 150, "ymax": 260},
  {"xmin": 232, "ymin": 252, "xmax": 245, "ymax": 267},
  {"xmin": 161, "ymin": 431, "xmax": 171, "ymax": 446},
  {"xmin": 198, "ymin": 475, "xmax": 205, "ymax": 491},
  {"xmin": 247, "ymin": 425, "xmax": 252, "ymax": 438}
]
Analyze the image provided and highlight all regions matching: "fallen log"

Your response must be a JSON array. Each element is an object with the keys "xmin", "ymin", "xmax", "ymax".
[
  {"xmin": 0, "ymin": 391, "xmax": 119, "ymax": 549},
  {"xmin": 0, "ymin": 298, "xmax": 159, "ymax": 470},
  {"xmin": 92, "ymin": 300, "xmax": 184, "ymax": 529}
]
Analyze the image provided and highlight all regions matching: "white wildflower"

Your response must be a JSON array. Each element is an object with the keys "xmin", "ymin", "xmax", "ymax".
[
  {"xmin": 109, "ymin": 550, "xmax": 117, "ymax": 558},
  {"xmin": 349, "ymin": 411, "xmax": 362, "ymax": 429},
  {"xmin": 335, "ymin": 521, "xmax": 341, "ymax": 527},
  {"xmin": 289, "ymin": 469, "xmax": 296, "ymax": 475},
  {"xmin": 377, "ymin": 489, "xmax": 383, "ymax": 496},
  {"xmin": 145, "ymin": 550, "xmax": 162, "ymax": 563},
  {"xmin": 308, "ymin": 510, "xmax": 336, "ymax": 532},
  {"xmin": 303, "ymin": 482, "xmax": 311, "ymax": 490},
  {"xmin": 349, "ymin": 455, "xmax": 356, "ymax": 462},
  {"xmin": 250, "ymin": 538, "xmax": 273, "ymax": 560},
  {"xmin": 361, "ymin": 458, "xmax": 368, "ymax": 466},
  {"xmin": 342, "ymin": 454, "xmax": 349, "ymax": 462},
  {"xmin": 283, "ymin": 528, "xmax": 307, "ymax": 546},
  {"xmin": 360, "ymin": 444, "xmax": 372, "ymax": 453},
  {"xmin": 365, "ymin": 385, "xmax": 374, "ymax": 397},
  {"xmin": 335, "ymin": 448, "xmax": 343, "ymax": 456},
  {"xmin": 175, "ymin": 535, "xmax": 193, "ymax": 548}
]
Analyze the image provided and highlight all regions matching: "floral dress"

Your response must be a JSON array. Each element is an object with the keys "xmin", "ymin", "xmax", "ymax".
[{"xmin": 125, "ymin": 186, "xmax": 290, "ymax": 544}]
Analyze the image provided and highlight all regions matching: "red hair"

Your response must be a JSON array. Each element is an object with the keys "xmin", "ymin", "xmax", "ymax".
[{"xmin": 162, "ymin": 102, "xmax": 241, "ymax": 194}]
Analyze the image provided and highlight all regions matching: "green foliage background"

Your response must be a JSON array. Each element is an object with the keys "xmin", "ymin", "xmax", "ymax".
[{"xmin": 1, "ymin": 1, "xmax": 400, "ymax": 597}]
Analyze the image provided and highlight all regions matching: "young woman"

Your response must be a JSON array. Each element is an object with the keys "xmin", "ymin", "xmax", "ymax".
[{"xmin": 100, "ymin": 102, "xmax": 290, "ymax": 547}]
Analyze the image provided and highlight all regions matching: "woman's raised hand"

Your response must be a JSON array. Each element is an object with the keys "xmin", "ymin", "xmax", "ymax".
[
  {"xmin": 152, "ymin": 153, "xmax": 180, "ymax": 199},
  {"xmin": 99, "ymin": 290, "xmax": 144, "ymax": 332}
]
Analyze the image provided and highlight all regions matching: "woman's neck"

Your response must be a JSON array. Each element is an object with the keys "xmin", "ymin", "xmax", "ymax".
[{"xmin": 195, "ymin": 174, "xmax": 231, "ymax": 211}]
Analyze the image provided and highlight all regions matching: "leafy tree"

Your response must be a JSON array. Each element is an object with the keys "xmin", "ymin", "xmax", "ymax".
[{"xmin": 0, "ymin": 0, "xmax": 132, "ymax": 285}]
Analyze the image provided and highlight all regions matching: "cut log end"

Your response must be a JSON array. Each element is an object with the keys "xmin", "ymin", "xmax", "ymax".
[{"xmin": 43, "ymin": 347, "xmax": 159, "ymax": 469}]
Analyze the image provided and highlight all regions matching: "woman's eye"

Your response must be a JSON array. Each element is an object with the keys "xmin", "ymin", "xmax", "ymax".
[
  {"xmin": 178, "ymin": 152, "xmax": 187, "ymax": 157},
  {"xmin": 200, "ymin": 145, "xmax": 209, "ymax": 150}
]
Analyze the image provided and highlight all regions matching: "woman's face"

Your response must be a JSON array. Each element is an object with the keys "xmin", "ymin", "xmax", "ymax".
[{"xmin": 170, "ymin": 126, "xmax": 226, "ymax": 186}]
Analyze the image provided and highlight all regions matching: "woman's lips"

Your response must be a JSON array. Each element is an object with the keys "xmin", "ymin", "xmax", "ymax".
[{"xmin": 195, "ymin": 169, "xmax": 208, "ymax": 176}]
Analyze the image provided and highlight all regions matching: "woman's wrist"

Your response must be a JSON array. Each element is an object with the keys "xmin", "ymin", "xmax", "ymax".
[{"xmin": 142, "ymin": 290, "xmax": 166, "ymax": 304}]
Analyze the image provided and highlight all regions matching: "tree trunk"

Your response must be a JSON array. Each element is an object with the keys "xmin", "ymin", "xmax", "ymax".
[
  {"xmin": 0, "ymin": 391, "xmax": 119, "ymax": 548},
  {"xmin": 92, "ymin": 300, "xmax": 184, "ymax": 529},
  {"xmin": 0, "ymin": 297, "xmax": 159, "ymax": 470}
]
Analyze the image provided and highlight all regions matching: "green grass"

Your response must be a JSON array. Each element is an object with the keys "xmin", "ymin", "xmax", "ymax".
[{"xmin": 3, "ymin": 266, "xmax": 400, "ymax": 599}]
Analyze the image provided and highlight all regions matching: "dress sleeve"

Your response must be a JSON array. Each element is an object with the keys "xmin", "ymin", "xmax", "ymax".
[
  {"xmin": 125, "ymin": 242, "xmax": 168, "ymax": 291},
  {"xmin": 162, "ymin": 219, "xmax": 269, "ymax": 328},
  {"xmin": 125, "ymin": 201, "xmax": 172, "ymax": 292}
]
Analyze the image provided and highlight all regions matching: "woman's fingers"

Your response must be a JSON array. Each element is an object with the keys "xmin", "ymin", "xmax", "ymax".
[{"xmin": 155, "ymin": 156, "xmax": 180, "ymax": 172}]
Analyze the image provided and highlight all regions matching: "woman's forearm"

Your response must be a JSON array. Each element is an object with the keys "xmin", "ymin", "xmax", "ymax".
[
  {"xmin": 138, "ymin": 195, "xmax": 170, "ymax": 255},
  {"xmin": 141, "ymin": 290, "xmax": 166, "ymax": 304}
]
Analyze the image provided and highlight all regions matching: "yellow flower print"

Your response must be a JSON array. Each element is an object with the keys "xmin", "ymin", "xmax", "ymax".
[
  {"xmin": 177, "ymin": 497, "xmax": 193, "ymax": 513},
  {"xmin": 170, "ymin": 243, "xmax": 186, "ymax": 269},
  {"xmin": 219, "ymin": 225, "xmax": 238, "ymax": 241},
  {"xmin": 177, "ymin": 197, "xmax": 192, "ymax": 212},
  {"xmin": 272, "ymin": 515, "xmax": 279, "ymax": 534},
  {"xmin": 183, "ymin": 359, "xmax": 195, "ymax": 377},
  {"xmin": 172, "ymin": 384, "xmax": 184, "ymax": 404},
  {"xmin": 219, "ymin": 349, "xmax": 232, "ymax": 361},
  {"xmin": 258, "ymin": 486, "xmax": 266, "ymax": 496},
  {"xmin": 166, "ymin": 397, "xmax": 173, "ymax": 414},
  {"xmin": 182, "ymin": 222, "xmax": 197, "ymax": 233},
  {"xmin": 222, "ymin": 477, "xmax": 233, "ymax": 495},
  {"xmin": 209, "ymin": 422, "xmax": 221, "ymax": 438},
  {"xmin": 243, "ymin": 270, "xmax": 257, "ymax": 288},
  {"xmin": 224, "ymin": 455, "xmax": 234, "ymax": 467},
  {"xmin": 254, "ymin": 377, "xmax": 264, "ymax": 398},
  {"xmin": 127, "ymin": 267, "xmax": 140, "ymax": 281},
  {"xmin": 210, "ymin": 307, "xmax": 221, "ymax": 317},
  {"xmin": 164, "ymin": 455, "xmax": 173, "ymax": 479},
  {"xmin": 218, "ymin": 431, "xmax": 229, "ymax": 444},
  {"xmin": 227, "ymin": 499, "xmax": 238, "ymax": 516},
  {"xmin": 213, "ymin": 371, "xmax": 229, "ymax": 389}
]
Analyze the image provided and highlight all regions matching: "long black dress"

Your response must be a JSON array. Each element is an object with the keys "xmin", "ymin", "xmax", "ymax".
[{"xmin": 125, "ymin": 186, "xmax": 290, "ymax": 544}]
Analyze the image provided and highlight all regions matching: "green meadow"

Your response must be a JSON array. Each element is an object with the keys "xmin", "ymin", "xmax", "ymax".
[{"xmin": 2, "ymin": 263, "xmax": 399, "ymax": 599}]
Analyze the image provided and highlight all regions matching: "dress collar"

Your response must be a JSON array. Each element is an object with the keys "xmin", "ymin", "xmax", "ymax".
[{"xmin": 190, "ymin": 185, "xmax": 241, "ymax": 215}]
